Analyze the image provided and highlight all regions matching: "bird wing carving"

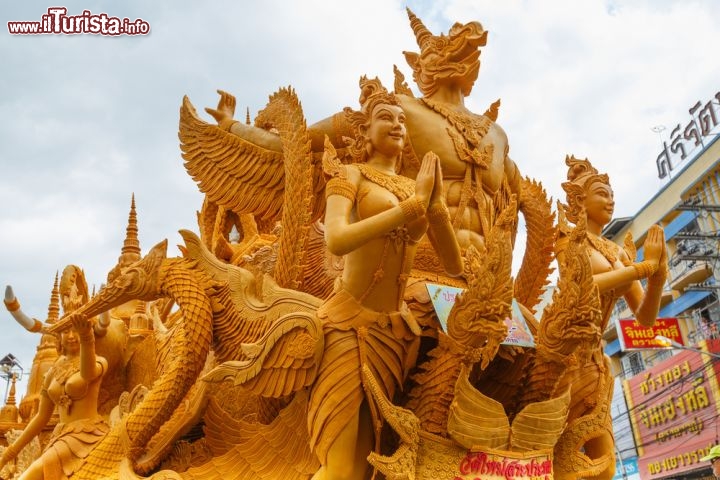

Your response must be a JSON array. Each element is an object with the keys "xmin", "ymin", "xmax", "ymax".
[
  {"xmin": 511, "ymin": 387, "xmax": 570, "ymax": 453},
  {"xmin": 180, "ymin": 95, "xmax": 286, "ymax": 222},
  {"xmin": 125, "ymin": 393, "xmax": 318, "ymax": 479},
  {"xmin": 447, "ymin": 365, "xmax": 510, "ymax": 450},
  {"xmin": 203, "ymin": 311, "xmax": 324, "ymax": 398}
]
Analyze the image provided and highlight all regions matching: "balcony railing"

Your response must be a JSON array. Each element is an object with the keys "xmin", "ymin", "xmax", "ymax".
[{"xmin": 669, "ymin": 259, "xmax": 713, "ymax": 291}]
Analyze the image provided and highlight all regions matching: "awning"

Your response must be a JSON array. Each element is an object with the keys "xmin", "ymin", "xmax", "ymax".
[
  {"xmin": 604, "ymin": 338, "xmax": 621, "ymax": 356},
  {"xmin": 658, "ymin": 289, "xmax": 713, "ymax": 317},
  {"xmin": 636, "ymin": 210, "xmax": 697, "ymax": 261}
]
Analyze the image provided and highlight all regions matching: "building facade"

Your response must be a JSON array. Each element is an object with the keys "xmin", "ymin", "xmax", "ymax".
[{"xmin": 604, "ymin": 90, "xmax": 720, "ymax": 480}]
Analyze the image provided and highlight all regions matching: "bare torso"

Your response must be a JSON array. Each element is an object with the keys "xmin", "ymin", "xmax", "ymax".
[
  {"xmin": 340, "ymin": 169, "xmax": 425, "ymax": 313},
  {"xmin": 45, "ymin": 357, "xmax": 105, "ymax": 423},
  {"xmin": 398, "ymin": 95, "xmax": 518, "ymax": 251}
]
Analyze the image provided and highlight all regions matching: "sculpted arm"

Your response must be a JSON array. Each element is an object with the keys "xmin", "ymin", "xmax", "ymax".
[
  {"xmin": 325, "ymin": 194, "xmax": 406, "ymax": 256},
  {"xmin": 206, "ymin": 89, "xmax": 282, "ymax": 152},
  {"xmin": 307, "ymin": 114, "xmax": 354, "ymax": 152},
  {"xmin": 0, "ymin": 381, "xmax": 54, "ymax": 468},
  {"xmin": 325, "ymin": 174, "xmax": 419, "ymax": 257},
  {"xmin": 325, "ymin": 159, "xmax": 435, "ymax": 257},
  {"xmin": 504, "ymin": 155, "xmax": 522, "ymax": 197},
  {"xmin": 557, "ymin": 225, "xmax": 667, "ymax": 327},
  {"xmin": 554, "ymin": 237, "xmax": 652, "ymax": 297},
  {"xmin": 425, "ymin": 155, "xmax": 463, "ymax": 276},
  {"xmin": 623, "ymin": 226, "xmax": 668, "ymax": 326},
  {"xmin": 4, "ymin": 286, "xmax": 43, "ymax": 333},
  {"xmin": 590, "ymin": 265, "xmax": 640, "ymax": 295},
  {"xmin": 71, "ymin": 313, "xmax": 105, "ymax": 381},
  {"xmin": 208, "ymin": 89, "xmax": 350, "ymax": 153},
  {"xmin": 227, "ymin": 122, "xmax": 283, "ymax": 152}
]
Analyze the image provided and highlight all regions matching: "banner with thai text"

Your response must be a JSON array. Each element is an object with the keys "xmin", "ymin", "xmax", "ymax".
[
  {"xmin": 623, "ymin": 348, "xmax": 720, "ymax": 479},
  {"xmin": 452, "ymin": 450, "xmax": 553, "ymax": 480},
  {"xmin": 426, "ymin": 284, "xmax": 535, "ymax": 347},
  {"xmin": 618, "ymin": 317, "xmax": 684, "ymax": 350},
  {"xmin": 415, "ymin": 432, "xmax": 554, "ymax": 480}
]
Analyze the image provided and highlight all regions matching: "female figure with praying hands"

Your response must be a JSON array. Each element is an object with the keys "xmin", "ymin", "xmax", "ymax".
[
  {"xmin": 308, "ymin": 77, "xmax": 462, "ymax": 480},
  {"xmin": 558, "ymin": 155, "xmax": 667, "ymax": 330},
  {"xmin": 0, "ymin": 313, "xmax": 108, "ymax": 480},
  {"xmin": 550, "ymin": 155, "xmax": 667, "ymax": 479}
]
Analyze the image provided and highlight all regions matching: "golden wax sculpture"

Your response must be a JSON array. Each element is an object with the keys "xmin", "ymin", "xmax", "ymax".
[{"xmin": 0, "ymin": 8, "xmax": 669, "ymax": 480}]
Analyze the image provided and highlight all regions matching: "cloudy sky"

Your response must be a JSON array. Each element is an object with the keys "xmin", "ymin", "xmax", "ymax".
[{"xmin": 1, "ymin": 0, "xmax": 718, "ymax": 400}]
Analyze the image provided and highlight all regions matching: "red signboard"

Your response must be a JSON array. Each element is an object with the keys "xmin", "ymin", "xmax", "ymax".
[
  {"xmin": 624, "ymin": 348, "xmax": 720, "ymax": 479},
  {"xmin": 618, "ymin": 317, "xmax": 684, "ymax": 350}
]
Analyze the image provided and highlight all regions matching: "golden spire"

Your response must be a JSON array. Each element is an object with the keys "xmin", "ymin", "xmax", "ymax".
[
  {"xmin": 6, "ymin": 374, "xmax": 17, "ymax": 406},
  {"xmin": 121, "ymin": 193, "xmax": 141, "ymax": 263},
  {"xmin": 0, "ymin": 373, "xmax": 19, "ymax": 422},
  {"xmin": 107, "ymin": 194, "xmax": 142, "ymax": 283},
  {"xmin": 406, "ymin": 7, "xmax": 432, "ymax": 49},
  {"xmin": 47, "ymin": 271, "xmax": 60, "ymax": 324}
]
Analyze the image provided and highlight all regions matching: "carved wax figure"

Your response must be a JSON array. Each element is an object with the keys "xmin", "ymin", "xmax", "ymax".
[
  {"xmin": 206, "ymin": 9, "xmax": 520, "ymax": 285},
  {"xmin": 558, "ymin": 155, "xmax": 667, "ymax": 332},
  {"xmin": 307, "ymin": 77, "xmax": 461, "ymax": 480},
  {"xmin": 0, "ymin": 314, "xmax": 108, "ymax": 480},
  {"xmin": 553, "ymin": 156, "xmax": 667, "ymax": 477}
]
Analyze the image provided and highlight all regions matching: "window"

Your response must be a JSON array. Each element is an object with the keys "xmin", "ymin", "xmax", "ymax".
[{"xmin": 620, "ymin": 351, "xmax": 645, "ymax": 378}]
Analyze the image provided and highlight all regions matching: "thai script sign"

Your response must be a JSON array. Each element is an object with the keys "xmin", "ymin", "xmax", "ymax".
[
  {"xmin": 416, "ymin": 432, "xmax": 554, "ymax": 480},
  {"xmin": 624, "ymin": 348, "xmax": 720, "ymax": 479},
  {"xmin": 618, "ymin": 317, "xmax": 683, "ymax": 350},
  {"xmin": 454, "ymin": 451, "xmax": 552, "ymax": 480},
  {"xmin": 656, "ymin": 90, "xmax": 720, "ymax": 179}
]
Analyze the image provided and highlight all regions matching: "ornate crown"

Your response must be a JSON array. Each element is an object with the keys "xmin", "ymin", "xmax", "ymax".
[
  {"xmin": 343, "ymin": 76, "xmax": 400, "ymax": 162},
  {"xmin": 560, "ymin": 155, "xmax": 610, "ymax": 224}
]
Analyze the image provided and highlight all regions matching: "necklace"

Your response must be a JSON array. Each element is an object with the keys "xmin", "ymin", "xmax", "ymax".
[
  {"xmin": 586, "ymin": 233, "xmax": 618, "ymax": 265},
  {"xmin": 356, "ymin": 164, "xmax": 415, "ymax": 201},
  {"xmin": 421, "ymin": 98, "xmax": 493, "ymax": 149},
  {"xmin": 50, "ymin": 356, "xmax": 81, "ymax": 385}
]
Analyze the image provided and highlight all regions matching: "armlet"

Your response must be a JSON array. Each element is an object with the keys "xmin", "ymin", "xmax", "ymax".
[{"xmin": 325, "ymin": 176, "xmax": 357, "ymax": 202}]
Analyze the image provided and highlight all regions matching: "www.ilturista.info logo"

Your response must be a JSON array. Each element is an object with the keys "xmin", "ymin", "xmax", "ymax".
[{"xmin": 8, "ymin": 7, "xmax": 150, "ymax": 35}]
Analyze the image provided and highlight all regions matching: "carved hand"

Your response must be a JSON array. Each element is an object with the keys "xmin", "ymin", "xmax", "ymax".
[
  {"xmin": 415, "ymin": 151, "xmax": 438, "ymax": 210},
  {"xmin": 642, "ymin": 225, "xmax": 666, "ymax": 268},
  {"xmin": 429, "ymin": 151, "xmax": 445, "ymax": 208},
  {"xmin": 205, "ymin": 89, "xmax": 237, "ymax": 124},
  {"xmin": 69, "ymin": 312, "xmax": 93, "ymax": 339},
  {"xmin": 648, "ymin": 233, "xmax": 669, "ymax": 285}
]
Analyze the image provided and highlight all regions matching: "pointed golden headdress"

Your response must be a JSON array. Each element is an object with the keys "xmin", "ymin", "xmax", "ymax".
[
  {"xmin": 343, "ymin": 76, "xmax": 400, "ymax": 162},
  {"xmin": 561, "ymin": 155, "xmax": 610, "ymax": 224},
  {"xmin": 403, "ymin": 8, "xmax": 487, "ymax": 97}
]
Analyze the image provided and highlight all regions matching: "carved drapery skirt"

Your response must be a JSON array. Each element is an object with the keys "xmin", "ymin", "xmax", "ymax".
[
  {"xmin": 307, "ymin": 288, "xmax": 419, "ymax": 464},
  {"xmin": 42, "ymin": 415, "xmax": 109, "ymax": 480}
]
